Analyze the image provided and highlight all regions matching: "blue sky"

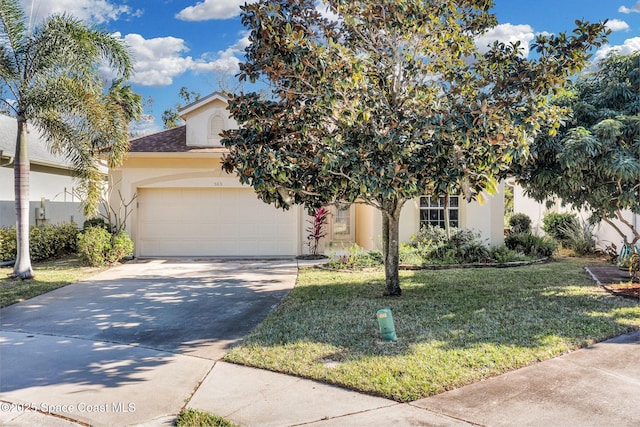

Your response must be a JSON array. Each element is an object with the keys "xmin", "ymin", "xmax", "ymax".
[{"xmin": 23, "ymin": 0, "xmax": 640, "ymax": 135}]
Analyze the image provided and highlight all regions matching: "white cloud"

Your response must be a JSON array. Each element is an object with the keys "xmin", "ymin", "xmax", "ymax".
[
  {"xmin": 177, "ymin": 0, "xmax": 335, "ymax": 22},
  {"xmin": 120, "ymin": 32, "xmax": 246, "ymax": 86},
  {"xmin": 129, "ymin": 114, "xmax": 161, "ymax": 138},
  {"xmin": 475, "ymin": 24, "xmax": 535, "ymax": 57},
  {"xmin": 176, "ymin": 0, "xmax": 252, "ymax": 21},
  {"xmin": 592, "ymin": 37, "xmax": 640, "ymax": 65},
  {"xmin": 606, "ymin": 19, "xmax": 630, "ymax": 31},
  {"xmin": 618, "ymin": 2, "xmax": 640, "ymax": 13},
  {"xmin": 22, "ymin": 0, "xmax": 141, "ymax": 24},
  {"xmin": 189, "ymin": 33, "xmax": 249, "ymax": 74}
]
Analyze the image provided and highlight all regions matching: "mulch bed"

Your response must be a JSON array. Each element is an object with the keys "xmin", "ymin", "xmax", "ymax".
[
  {"xmin": 585, "ymin": 265, "xmax": 640, "ymax": 300},
  {"xmin": 604, "ymin": 283, "xmax": 640, "ymax": 299}
]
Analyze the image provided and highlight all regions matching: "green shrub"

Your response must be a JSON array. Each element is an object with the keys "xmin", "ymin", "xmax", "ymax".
[
  {"xmin": 108, "ymin": 231, "xmax": 134, "ymax": 264},
  {"xmin": 542, "ymin": 212, "xmax": 579, "ymax": 244},
  {"xmin": 53, "ymin": 222, "xmax": 79, "ymax": 255},
  {"xmin": 410, "ymin": 225, "xmax": 490, "ymax": 264},
  {"xmin": 77, "ymin": 227, "xmax": 133, "ymax": 267},
  {"xmin": 0, "ymin": 226, "xmax": 17, "ymax": 262},
  {"xmin": 509, "ymin": 213, "xmax": 532, "ymax": 234},
  {"xmin": 83, "ymin": 217, "xmax": 109, "ymax": 231},
  {"xmin": 557, "ymin": 220, "xmax": 596, "ymax": 255},
  {"xmin": 505, "ymin": 232, "xmax": 557, "ymax": 257},
  {"xmin": 399, "ymin": 242, "xmax": 422, "ymax": 265},
  {"xmin": 325, "ymin": 244, "xmax": 384, "ymax": 269},
  {"xmin": 0, "ymin": 223, "xmax": 78, "ymax": 262},
  {"xmin": 32, "ymin": 223, "xmax": 79, "ymax": 261},
  {"xmin": 489, "ymin": 245, "xmax": 528, "ymax": 263},
  {"xmin": 77, "ymin": 226, "xmax": 111, "ymax": 266},
  {"xmin": 29, "ymin": 225, "xmax": 56, "ymax": 261}
]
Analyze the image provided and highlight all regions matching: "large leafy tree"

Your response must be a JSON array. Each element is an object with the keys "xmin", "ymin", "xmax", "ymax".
[
  {"xmin": 515, "ymin": 52, "xmax": 640, "ymax": 245},
  {"xmin": 222, "ymin": 0, "xmax": 607, "ymax": 295},
  {"xmin": 0, "ymin": 0, "xmax": 141, "ymax": 279}
]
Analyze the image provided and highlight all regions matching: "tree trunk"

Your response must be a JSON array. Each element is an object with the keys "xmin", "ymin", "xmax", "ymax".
[
  {"xmin": 13, "ymin": 117, "xmax": 33, "ymax": 279},
  {"xmin": 602, "ymin": 213, "xmax": 640, "ymax": 247},
  {"xmin": 382, "ymin": 203, "xmax": 403, "ymax": 297}
]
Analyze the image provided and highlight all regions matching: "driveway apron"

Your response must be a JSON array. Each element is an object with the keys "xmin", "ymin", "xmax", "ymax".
[{"xmin": 0, "ymin": 259, "xmax": 297, "ymax": 426}]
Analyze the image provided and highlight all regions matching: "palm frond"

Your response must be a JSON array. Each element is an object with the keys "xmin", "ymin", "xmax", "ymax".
[
  {"xmin": 29, "ymin": 14, "xmax": 132, "ymax": 81},
  {"xmin": 0, "ymin": 0, "xmax": 26, "ymax": 61}
]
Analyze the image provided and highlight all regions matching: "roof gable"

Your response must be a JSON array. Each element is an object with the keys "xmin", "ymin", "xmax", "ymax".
[
  {"xmin": 128, "ymin": 91, "xmax": 236, "ymax": 154},
  {"xmin": 179, "ymin": 91, "xmax": 229, "ymax": 118}
]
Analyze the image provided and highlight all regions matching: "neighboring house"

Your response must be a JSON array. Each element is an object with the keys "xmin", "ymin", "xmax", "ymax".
[
  {"xmin": 111, "ymin": 92, "xmax": 505, "ymax": 258},
  {"xmin": 512, "ymin": 182, "xmax": 638, "ymax": 249},
  {"xmin": 0, "ymin": 114, "xmax": 88, "ymax": 228}
]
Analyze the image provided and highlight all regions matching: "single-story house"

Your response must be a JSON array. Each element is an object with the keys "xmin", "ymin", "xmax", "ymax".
[
  {"xmin": 0, "ymin": 114, "xmax": 89, "ymax": 228},
  {"xmin": 112, "ymin": 92, "xmax": 505, "ymax": 258}
]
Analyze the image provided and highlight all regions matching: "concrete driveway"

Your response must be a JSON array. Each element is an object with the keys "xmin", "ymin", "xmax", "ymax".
[{"xmin": 0, "ymin": 258, "xmax": 298, "ymax": 426}]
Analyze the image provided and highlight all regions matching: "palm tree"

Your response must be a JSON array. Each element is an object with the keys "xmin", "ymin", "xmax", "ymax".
[{"xmin": 0, "ymin": 0, "xmax": 141, "ymax": 279}]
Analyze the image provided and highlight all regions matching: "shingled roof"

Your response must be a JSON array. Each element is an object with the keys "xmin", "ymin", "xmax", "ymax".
[{"xmin": 128, "ymin": 125, "xmax": 227, "ymax": 153}]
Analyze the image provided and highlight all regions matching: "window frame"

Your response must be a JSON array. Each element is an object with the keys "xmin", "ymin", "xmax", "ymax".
[{"xmin": 419, "ymin": 195, "xmax": 459, "ymax": 229}]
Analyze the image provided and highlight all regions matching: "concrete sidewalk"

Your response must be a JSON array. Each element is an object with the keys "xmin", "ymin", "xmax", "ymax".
[
  {"xmin": 187, "ymin": 330, "xmax": 640, "ymax": 427},
  {"xmin": 3, "ymin": 329, "xmax": 639, "ymax": 426},
  {"xmin": 2, "ymin": 259, "xmax": 640, "ymax": 426}
]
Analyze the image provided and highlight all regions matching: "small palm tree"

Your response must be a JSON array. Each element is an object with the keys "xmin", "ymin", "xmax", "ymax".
[{"xmin": 0, "ymin": 0, "xmax": 141, "ymax": 279}]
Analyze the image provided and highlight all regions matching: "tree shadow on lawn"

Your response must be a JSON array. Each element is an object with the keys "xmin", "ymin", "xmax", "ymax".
[{"xmin": 226, "ymin": 259, "xmax": 640, "ymax": 400}]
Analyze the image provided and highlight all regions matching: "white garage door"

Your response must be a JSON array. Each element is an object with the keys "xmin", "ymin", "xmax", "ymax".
[{"xmin": 138, "ymin": 188, "xmax": 298, "ymax": 257}]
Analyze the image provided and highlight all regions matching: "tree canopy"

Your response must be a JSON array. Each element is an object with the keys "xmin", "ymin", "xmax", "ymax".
[
  {"xmin": 515, "ymin": 52, "xmax": 640, "ymax": 245},
  {"xmin": 162, "ymin": 87, "xmax": 201, "ymax": 129},
  {"xmin": 222, "ymin": 0, "xmax": 608, "ymax": 295},
  {"xmin": 0, "ymin": 0, "xmax": 141, "ymax": 278}
]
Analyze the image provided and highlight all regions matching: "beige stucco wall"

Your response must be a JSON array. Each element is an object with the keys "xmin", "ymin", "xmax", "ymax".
[
  {"xmin": 464, "ymin": 182, "xmax": 506, "ymax": 247},
  {"xmin": 112, "ymin": 154, "xmax": 305, "ymax": 256},
  {"xmin": 114, "ymin": 152, "xmax": 507, "ymax": 256},
  {"xmin": 353, "ymin": 185, "xmax": 505, "ymax": 252}
]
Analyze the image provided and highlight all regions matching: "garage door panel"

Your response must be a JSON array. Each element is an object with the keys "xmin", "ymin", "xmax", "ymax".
[{"xmin": 138, "ymin": 188, "xmax": 297, "ymax": 257}]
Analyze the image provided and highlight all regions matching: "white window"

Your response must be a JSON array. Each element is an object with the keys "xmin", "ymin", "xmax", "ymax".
[
  {"xmin": 330, "ymin": 205, "xmax": 355, "ymax": 242},
  {"xmin": 420, "ymin": 195, "xmax": 459, "ymax": 228}
]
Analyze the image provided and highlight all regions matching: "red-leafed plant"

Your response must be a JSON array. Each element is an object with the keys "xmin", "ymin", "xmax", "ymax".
[{"xmin": 306, "ymin": 207, "xmax": 329, "ymax": 256}]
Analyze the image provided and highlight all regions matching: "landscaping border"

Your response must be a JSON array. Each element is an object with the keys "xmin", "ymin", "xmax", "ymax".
[{"xmin": 317, "ymin": 257, "xmax": 549, "ymax": 272}]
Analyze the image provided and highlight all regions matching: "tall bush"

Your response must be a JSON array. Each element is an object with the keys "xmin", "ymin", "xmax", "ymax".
[
  {"xmin": 542, "ymin": 212, "xmax": 579, "ymax": 244},
  {"xmin": 77, "ymin": 227, "xmax": 133, "ymax": 266},
  {"xmin": 77, "ymin": 226, "xmax": 111, "ymax": 266},
  {"xmin": 509, "ymin": 213, "xmax": 532, "ymax": 234},
  {"xmin": 108, "ymin": 231, "xmax": 134, "ymax": 264}
]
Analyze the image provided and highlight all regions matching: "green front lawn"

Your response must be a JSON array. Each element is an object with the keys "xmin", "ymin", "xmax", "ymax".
[
  {"xmin": 0, "ymin": 256, "xmax": 105, "ymax": 308},
  {"xmin": 224, "ymin": 257, "xmax": 640, "ymax": 402}
]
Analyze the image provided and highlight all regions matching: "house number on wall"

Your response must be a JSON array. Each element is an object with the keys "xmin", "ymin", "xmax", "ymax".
[{"xmin": 212, "ymin": 181, "xmax": 223, "ymax": 187}]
